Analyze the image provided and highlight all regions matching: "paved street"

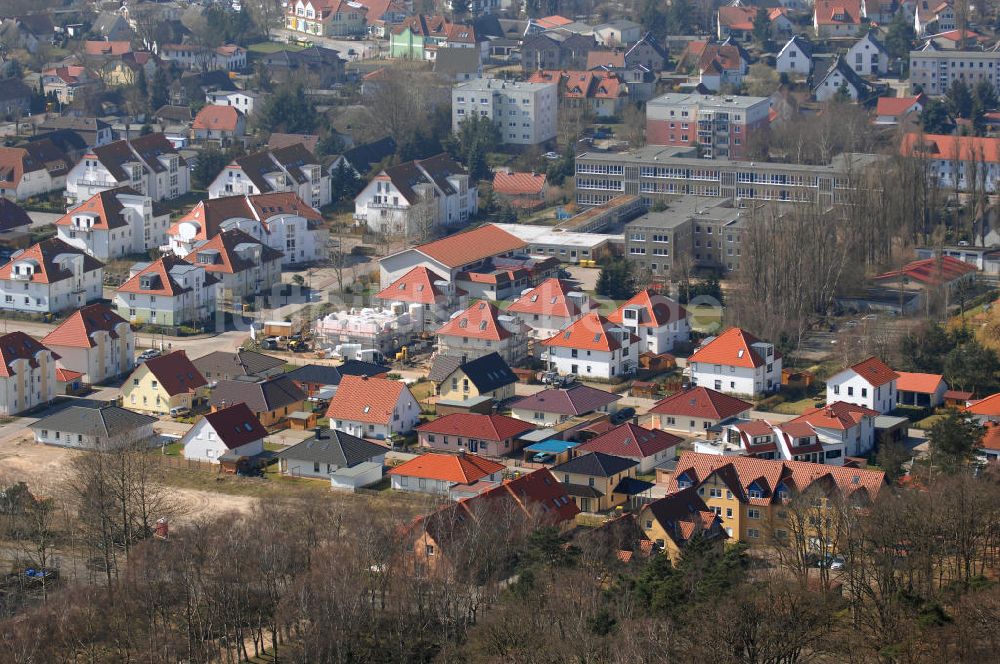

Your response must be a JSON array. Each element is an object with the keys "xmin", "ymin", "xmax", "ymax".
[
  {"xmin": 25, "ymin": 211, "xmax": 62, "ymax": 228},
  {"xmin": 272, "ymin": 28, "xmax": 382, "ymax": 60}
]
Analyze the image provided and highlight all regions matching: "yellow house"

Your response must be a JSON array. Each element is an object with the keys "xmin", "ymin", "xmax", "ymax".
[
  {"xmin": 122, "ymin": 350, "xmax": 209, "ymax": 415},
  {"xmin": 663, "ymin": 452, "xmax": 886, "ymax": 547},
  {"xmin": 551, "ymin": 451, "xmax": 642, "ymax": 513},
  {"xmin": 639, "ymin": 486, "xmax": 728, "ymax": 563},
  {"xmin": 431, "ymin": 351, "xmax": 518, "ymax": 403}
]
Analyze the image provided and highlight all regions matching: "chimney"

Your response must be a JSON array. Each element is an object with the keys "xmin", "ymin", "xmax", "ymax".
[{"xmin": 313, "ymin": 426, "xmax": 324, "ymax": 439}]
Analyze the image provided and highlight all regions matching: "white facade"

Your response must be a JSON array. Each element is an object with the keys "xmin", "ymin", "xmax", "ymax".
[
  {"xmin": 329, "ymin": 392, "xmax": 421, "ymax": 441},
  {"xmin": 776, "ymin": 37, "xmax": 814, "ymax": 75},
  {"xmin": 616, "ymin": 308, "xmax": 690, "ymax": 355},
  {"xmin": 181, "ymin": 416, "xmax": 265, "ymax": 464},
  {"xmin": 0, "ymin": 252, "xmax": 103, "ymax": 314},
  {"xmin": 205, "ymin": 90, "xmax": 259, "ymax": 115},
  {"xmin": 846, "ymin": 33, "xmax": 888, "ymax": 75},
  {"xmin": 64, "ymin": 139, "xmax": 191, "ymax": 206},
  {"xmin": 208, "ymin": 155, "xmax": 331, "ymax": 209},
  {"xmin": 908, "ymin": 47, "xmax": 1000, "ymax": 96},
  {"xmin": 169, "ymin": 211, "xmax": 326, "ymax": 267},
  {"xmin": 452, "ymin": 78, "xmax": 558, "ymax": 146},
  {"xmin": 44, "ymin": 324, "xmax": 134, "ymax": 385},
  {"xmin": 57, "ymin": 191, "xmax": 170, "ymax": 261},
  {"xmin": 282, "ymin": 453, "xmax": 387, "ymax": 480},
  {"xmin": 0, "ymin": 347, "xmax": 57, "ymax": 416},
  {"xmin": 826, "ymin": 368, "xmax": 898, "ymax": 414},
  {"xmin": 689, "ymin": 343, "xmax": 782, "ymax": 398},
  {"xmin": 330, "ymin": 462, "xmax": 384, "ymax": 492}
]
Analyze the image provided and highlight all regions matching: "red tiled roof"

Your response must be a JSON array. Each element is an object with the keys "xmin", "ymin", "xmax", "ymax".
[
  {"xmin": 875, "ymin": 255, "xmax": 978, "ymax": 285},
  {"xmin": 650, "ymin": 387, "xmax": 752, "ymax": 420},
  {"xmin": 417, "ymin": 413, "xmax": 534, "ymax": 442},
  {"xmin": 140, "ymin": 350, "xmax": 207, "ymax": 396},
  {"xmin": 42, "ymin": 303, "xmax": 128, "ymax": 349},
  {"xmin": 55, "ymin": 187, "xmax": 136, "ymax": 231},
  {"xmin": 535, "ymin": 15, "xmax": 573, "ymax": 28},
  {"xmin": 0, "ymin": 332, "xmax": 55, "ymax": 377},
  {"xmin": 586, "ymin": 50, "xmax": 626, "ymax": 69},
  {"xmin": 493, "ymin": 171, "xmax": 546, "ymax": 196},
  {"xmin": 734, "ymin": 420, "xmax": 774, "ymax": 436},
  {"xmin": 83, "ymin": 40, "xmax": 132, "ymax": 56},
  {"xmin": 901, "ymin": 132, "xmax": 1000, "ymax": 164},
  {"xmin": 980, "ymin": 422, "xmax": 1000, "ymax": 451},
  {"xmin": 55, "ymin": 367, "xmax": 83, "ymax": 382},
  {"xmin": 376, "ymin": 266, "xmax": 448, "ymax": 305},
  {"xmin": 326, "ymin": 375, "xmax": 411, "ymax": 424},
  {"xmin": 965, "ymin": 392, "xmax": 1000, "ymax": 416},
  {"xmin": 542, "ymin": 313, "xmax": 637, "ymax": 352},
  {"xmin": 791, "ymin": 401, "xmax": 878, "ymax": 431},
  {"xmin": 192, "ymin": 105, "xmax": 243, "ymax": 133},
  {"xmin": 388, "ymin": 452, "xmax": 504, "ymax": 483},
  {"xmin": 876, "ymin": 96, "xmax": 924, "ymax": 117},
  {"xmin": 896, "ymin": 371, "xmax": 945, "ymax": 395},
  {"xmin": 116, "ymin": 255, "xmax": 192, "ymax": 297},
  {"xmin": 607, "ymin": 289, "xmax": 687, "ymax": 328},
  {"xmin": 412, "ymin": 224, "xmax": 526, "ymax": 268},
  {"xmin": 436, "ymin": 300, "xmax": 510, "ymax": 341},
  {"xmin": 689, "ymin": 327, "xmax": 772, "ymax": 369},
  {"xmin": 184, "ymin": 228, "xmax": 283, "ymax": 275},
  {"xmin": 203, "ymin": 403, "xmax": 268, "ymax": 449},
  {"xmin": 576, "ymin": 423, "xmax": 683, "ymax": 459},
  {"xmin": 718, "ymin": 6, "xmax": 786, "ymax": 30},
  {"xmin": 0, "ymin": 238, "xmax": 102, "ymax": 285},
  {"xmin": 814, "ymin": 0, "xmax": 862, "ymax": 25},
  {"xmin": 507, "ymin": 278, "xmax": 592, "ymax": 318},
  {"xmin": 845, "ymin": 356, "xmax": 899, "ymax": 388},
  {"xmin": 944, "ymin": 389, "xmax": 973, "ymax": 401}
]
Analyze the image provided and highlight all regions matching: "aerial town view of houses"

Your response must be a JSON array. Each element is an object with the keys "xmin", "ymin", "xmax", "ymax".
[{"xmin": 1, "ymin": 0, "xmax": 1000, "ymax": 661}]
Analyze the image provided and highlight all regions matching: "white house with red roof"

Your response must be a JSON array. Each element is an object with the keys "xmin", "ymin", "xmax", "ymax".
[
  {"xmin": 183, "ymin": 228, "xmax": 283, "ymax": 300},
  {"xmin": 416, "ymin": 413, "xmax": 535, "ymax": 455},
  {"xmin": 813, "ymin": 0, "xmax": 864, "ymax": 38},
  {"xmin": 826, "ymin": 356, "xmax": 899, "ymax": 414},
  {"xmin": 716, "ymin": 418, "xmax": 847, "ymax": 465},
  {"xmin": 436, "ymin": 300, "xmax": 527, "ymax": 365},
  {"xmin": 575, "ymin": 422, "xmax": 683, "ymax": 472},
  {"xmin": 607, "ymin": 289, "xmax": 689, "ymax": 355},
  {"xmin": 388, "ymin": 451, "xmax": 504, "ymax": 497},
  {"xmin": 649, "ymin": 386, "xmax": 753, "ymax": 435},
  {"xmin": 542, "ymin": 312, "xmax": 639, "ymax": 380},
  {"xmin": 114, "ymin": 255, "xmax": 217, "ymax": 327},
  {"xmin": 181, "ymin": 403, "xmax": 267, "ymax": 464},
  {"xmin": 965, "ymin": 393, "xmax": 1000, "ymax": 423},
  {"xmin": 875, "ymin": 94, "xmax": 925, "ymax": 125},
  {"xmin": 325, "ymin": 374, "xmax": 420, "ymax": 440},
  {"xmin": 492, "ymin": 171, "xmax": 547, "ymax": 209},
  {"xmin": 285, "ymin": 0, "xmax": 368, "ymax": 38},
  {"xmin": 790, "ymin": 401, "xmax": 878, "ymax": 457},
  {"xmin": 0, "ymin": 332, "xmax": 58, "ymax": 416},
  {"xmin": 376, "ymin": 266, "xmax": 454, "ymax": 309},
  {"xmin": 0, "ymin": 238, "xmax": 104, "ymax": 315},
  {"xmin": 41, "ymin": 303, "xmax": 133, "ymax": 384},
  {"xmin": 191, "ymin": 105, "xmax": 246, "ymax": 142},
  {"xmin": 506, "ymin": 278, "xmax": 595, "ymax": 340},
  {"xmin": 55, "ymin": 187, "xmax": 170, "ymax": 261},
  {"xmin": 717, "ymin": 6, "xmax": 793, "ymax": 42},
  {"xmin": 688, "ymin": 327, "xmax": 781, "ymax": 398}
]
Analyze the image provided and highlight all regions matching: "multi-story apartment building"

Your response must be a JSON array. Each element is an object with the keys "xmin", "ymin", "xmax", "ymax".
[
  {"xmin": 0, "ymin": 140, "xmax": 70, "ymax": 201},
  {"xmin": 354, "ymin": 153, "xmax": 478, "ymax": 236},
  {"xmin": 64, "ymin": 133, "xmax": 191, "ymax": 206},
  {"xmin": 452, "ymin": 78, "xmax": 558, "ymax": 146},
  {"xmin": 0, "ymin": 238, "xmax": 104, "ymax": 314},
  {"xmin": 114, "ymin": 256, "xmax": 218, "ymax": 327},
  {"xmin": 624, "ymin": 196, "xmax": 746, "ymax": 276},
  {"xmin": 607, "ymin": 289, "xmax": 690, "ymax": 355},
  {"xmin": 285, "ymin": 0, "xmax": 368, "ymax": 38},
  {"xmin": 55, "ymin": 187, "xmax": 170, "ymax": 261},
  {"xmin": 909, "ymin": 44, "xmax": 1000, "ymax": 96},
  {"xmin": 900, "ymin": 133, "xmax": 1000, "ymax": 193},
  {"xmin": 573, "ymin": 146, "xmax": 879, "ymax": 208},
  {"xmin": 645, "ymin": 93, "xmax": 770, "ymax": 160},
  {"xmin": 41, "ymin": 303, "xmax": 134, "ymax": 385},
  {"xmin": 0, "ymin": 332, "xmax": 58, "ymax": 416},
  {"xmin": 184, "ymin": 228, "xmax": 283, "ymax": 301},
  {"xmin": 542, "ymin": 312, "xmax": 639, "ymax": 380},
  {"xmin": 208, "ymin": 145, "xmax": 331, "ymax": 209}
]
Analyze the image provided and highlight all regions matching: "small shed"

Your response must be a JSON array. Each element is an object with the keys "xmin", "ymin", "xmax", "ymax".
[
  {"xmin": 218, "ymin": 452, "xmax": 251, "ymax": 475},
  {"xmin": 944, "ymin": 390, "xmax": 973, "ymax": 408},
  {"xmin": 287, "ymin": 411, "xmax": 319, "ymax": 430},
  {"xmin": 639, "ymin": 352, "xmax": 676, "ymax": 372},
  {"xmin": 330, "ymin": 461, "xmax": 384, "ymax": 492},
  {"xmin": 630, "ymin": 381, "xmax": 660, "ymax": 399}
]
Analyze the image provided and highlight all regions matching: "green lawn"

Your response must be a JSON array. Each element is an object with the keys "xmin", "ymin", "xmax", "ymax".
[
  {"xmin": 768, "ymin": 397, "xmax": 820, "ymax": 415},
  {"xmin": 915, "ymin": 414, "xmax": 946, "ymax": 430},
  {"xmin": 161, "ymin": 441, "xmax": 184, "ymax": 457},
  {"xmin": 688, "ymin": 304, "xmax": 724, "ymax": 333},
  {"xmin": 248, "ymin": 41, "xmax": 306, "ymax": 53}
]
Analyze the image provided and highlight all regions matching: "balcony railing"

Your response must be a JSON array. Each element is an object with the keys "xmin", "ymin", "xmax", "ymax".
[{"xmin": 76, "ymin": 178, "xmax": 117, "ymax": 188}]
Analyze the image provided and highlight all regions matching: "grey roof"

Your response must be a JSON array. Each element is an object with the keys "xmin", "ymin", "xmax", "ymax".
[
  {"xmin": 428, "ymin": 354, "xmax": 463, "ymax": 383},
  {"xmin": 276, "ymin": 428, "xmax": 387, "ymax": 468},
  {"xmin": 453, "ymin": 352, "xmax": 517, "ymax": 394},
  {"xmin": 512, "ymin": 383, "xmax": 621, "ymax": 416},
  {"xmin": 210, "ymin": 375, "xmax": 306, "ymax": 413},
  {"xmin": 285, "ymin": 363, "xmax": 343, "ymax": 385},
  {"xmin": 781, "ymin": 35, "xmax": 813, "ymax": 59},
  {"xmin": 339, "ymin": 359, "xmax": 390, "ymax": 377},
  {"xmin": 814, "ymin": 55, "xmax": 873, "ymax": 98},
  {"xmin": 563, "ymin": 482, "xmax": 604, "ymax": 498},
  {"xmin": 31, "ymin": 401, "xmax": 157, "ymax": 437},
  {"xmin": 434, "ymin": 48, "xmax": 481, "ymax": 75},
  {"xmin": 194, "ymin": 350, "xmax": 285, "ymax": 380},
  {"xmin": 552, "ymin": 451, "xmax": 638, "ymax": 477}
]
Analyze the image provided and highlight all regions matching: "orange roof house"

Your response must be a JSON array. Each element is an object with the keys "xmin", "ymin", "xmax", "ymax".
[
  {"xmin": 42, "ymin": 303, "xmax": 133, "ymax": 384},
  {"xmin": 388, "ymin": 451, "xmax": 505, "ymax": 494},
  {"xmin": 325, "ymin": 375, "xmax": 421, "ymax": 439},
  {"xmin": 896, "ymin": 371, "xmax": 948, "ymax": 407},
  {"xmin": 964, "ymin": 393, "xmax": 1000, "ymax": 421},
  {"xmin": 191, "ymin": 105, "xmax": 246, "ymax": 137},
  {"xmin": 411, "ymin": 224, "xmax": 526, "ymax": 269},
  {"xmin": 83, "ymin": 40, "xmax": 132, "ymax": 56},
  {"xmin": 170, "ymin": 192, "xmax": 321, "ymax": 245},
  {"xmin": 901, "ymin": 132, "xmax": 1000, "ymax": 164},
  {"xmin": 437, "ymin": 300, "xmax": 512, "ymax": 342},
  {"xmin": 875, "ymin": 94, "xmax": 926, "ymax": 124},
  {"xmin": 376, "ymin": 266, "xmax": 450, "ymax": 305},
  {"xmin": 874, "ymin": 255, "xmax": 978, "ymax": 287},
  {"xmin": 688, "ymin": 327, "xmax": 779, "ymax": 371},
  {"xmin": 650, "ymin": 387, "xmax": 753, "ymax": 430},
  {"xmin": 507, "ymin": 278, "xmax": 595, "ymax": 333},
  {"xmin": 492, "ymin": 171, "xmax": 547, "ymax": 198},
  {"xmin": 42, "ymin": 302, "xmax": 129, "ymax": 348}
]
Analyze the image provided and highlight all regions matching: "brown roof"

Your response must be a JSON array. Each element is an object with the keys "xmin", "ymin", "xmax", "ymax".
[
  {"xmin": 0, "ymin": 332, "xmax": 55, "ymax": 377},
  {"xmin": 493, "ymin": 171, "xmax": 547, "ymax": 196},
  {"xmin": 790, "ymin": 401, "xmax": 879, "ymax": 431},
  {"xmin": 55, "ymin": 186, "xmax": 141, "ymax": 231},
  {"xmin": 203, "ymin": 403, "xmax": 268, "ymax": 448},
  {"xmin": 0, "ymin": 199, "xmax": 31, "ymax": 232},
  {"xmin": 116, "ymin": 255, "xmax": 194, "ymax": 296},
  {"xmin": 0, "ymin": 238, "xmax": 104, "ymax": 285},
  {"xmin": 171, "ymin": 192, "xmax": 321, "ymax": 241},
  {"xmin": 184, "ymin": 228, "xmax": 283, "ymax": 275},
  {"xmin": 0, "ymin": 140, "xmax": 70, "ymax": 188},
  {"xmin": 192, "ymin": 105, "xmax": 244, "ymax": 132},
  {"xmin": 576, "ymin": 423, "xmax": 682, "ymax": 459},
  {"xmin": 141, "ymin": 350, "xmax": 207, "ymax": 396}
]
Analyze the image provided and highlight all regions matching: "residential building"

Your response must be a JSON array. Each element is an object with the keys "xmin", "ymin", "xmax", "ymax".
[
  {"xmin": 208, "ymin": 145, "xmax": 331, "ymax": 209},
  {"xmin": 527, "ymin": 69, "xmax": 628, "ymax": 117},
  {"xmin": 542, "ymin": 312, "xmax": 640, "ymax": 380},
  {"xmin": 41, "ymin": 303, "xmax": 133, "ymax": 384},
  {"xmin": 814, "ymin": 55, "xmax": 875, "ymax": 102},
  {"xmin": 607, "ymin": 290, "xmax": 690, "ymax": 355},
  {"xmin": 389, "ymin": 15, "xmax": 480, "ymax": 61},
  {"xmin": 205, "ymin": 89, "xmax": 261, "ymax": 116},
  {"xmin": 432, "ymin": 351, "xmax": 518, "ymax": 402},
  {"xmin": 325, "ymin": 375, "xmax": 420, "ymax": 440},
  {"xmin": 193, "ymin": 350, "xmax": 285, "ymax": 384},
  {"xmin": 0, "ymin": 198, "xmax": 31, "ymax": 247},
  {"xmin": 813, "ymin": 0, "xmax": 864, "ymax": 38},
  {"xmin": 789, "ymin": 401, "xmax": 878, "ymax": 458},
  {"xmin": 159, "ymin": 44, "xmax": 247, "ymax": 71},
  {"xmin": 256, "ymin": 46, "xmax": 346, "ymax": 87},
  {"xmin": 900, "ymin": 134, "xmax": 1000, "ymax": 193},
  {"xmin": 521, "ymin": 30, "xmax": 596, "ymax": 71},
  {"xmin": 36, "ymin": 116, "xmax": 113, "ymax": 148},
  {"xmin": 191, "ymin": 105, "xmax": 246, "ymax": 143},
  {"xmin": 183, "ymin": 228, "xmax": 284, "ymax": 300},
  {"xmin": 0, "ymin": 238, "xmax": 104, "ymax": 314},
  {"xmin": 0, "ymin": 140, "xmax": 71, "ymax": 201},
  {"xmin": 509, "ymin": 383, "xmax": 621, "ymax": 426},
  {"xmin": 592, "ymin": 20, "xmax": 643, "ymax": 46},
  {"xmin": 965, "ymin": 393, "xmax": 1000, "ymax": 423},
  {"xmin": 209, "ymin": 375, "xmax": 307, "ymax": 429},
  {"xmin": 847, "ymin": 31, "xmax": 889, "ymax": 76},
  {"xmin": 688, "ymin": 327, "xmax": 781, "ymax": 397},
  {"xmin": 330, "ymin": 136, "xmax": 397, "ymax": 177},
  {"xmin": 575, "ymin": 422, "xmax": 682, "ymax": 472},
  {"xmin": 896, "ymin": 371, "xmax": 948, "ymax": 407},
  {"xmin": 285, "ymin": 0, "xmax": 368, "ymax": 38},
  {"xmin": 435, "ymin": 300, "xmax": 525, "ymax": 365},
  {"xmin": 181, "ymin": 403, "xmax": 267, "ymax": 464},
  {"xmin": 91, "ymin": 12, "xmax": 133, "ymax": 41},
  {"xmin": 276, "ymin": 428, "xmax": 388, "ymax": 490},
  {"xmin": 875, "ymin": 95, "xmax": 925, "ymax": 124},
  {"xmin": 716, "ymin": 418, "xmax": 847, "ymax": 465},
  {"xmin": 417, "ymin": 413, "xmax": 535, "ymax": 455},
  {"xmin": 552, "ymin": 451, "xmax": 641, "ymax": 512},
  {"xmin": 375, "ymin": 266, "xmax": 455, "ymax": 329},
  {"xmin": 573, "ymin": 147, "xmax": 878, "ymax": 209},
  {"xmin": 908, "ymin": 44, "xmax": 1000, "ymax": 96},
  {"xmin": 646, "ymin": 93, "xmax": 770, "ymax": 160},
  {"xmin": 675, "ymin": 39, "xmax": 749, "ymax": 91},
  {"xmin": 64, "ymin": 133, "xmax": 190, "ymax": 206},
  {"xmin": 452, "ymin": 78, "xmax": 557, "ymax": 146},
  {"xmin": 874, "ymin": 254, "xmax": 977, "ymax": 309},
  {"xmin": 122, "ymin": 350, "xmax": 208, "ymax": 415},
  {"xmin": 639, "ymin": 487, "xmax": 727, "ymax": 562},
  {"xmin": 717, "ymin": 6, "xmax": 793, "ymax": 42},
  {"xmin": 353, "ymin": 153, "xmax": 477, "ymax": 235},
  {"xmin": 285, "ymin": 362, "xmax": 388, "ymax": 397},
  {"xmin": 434, "ymin": 47, "xmax": 483, "ymax": 81},
  {"xmin": 776, "ymin": 36, "xmax": 815, "ymax": 75},
  {"xmin": 55, "ymin": 187, "xmax": 169, "ymax": 261},
  {"xmin": 914, "ymin": 0, "xmax": 955, "ymax": 35},
  {"xmin": 114, "ymin": 256, "xmax": 218, "ymax": 327},
  {"xmin": 665, "ymin": 452, "xmax": 885, "ymax": 544},
  {"xmin": 506, "ymin": 278, "xmax": 595, "ymax": 340},
  {"xmin": 388, "ymin": 452, "xmax": 504, "ymax": 496},
  {"xmin": 31, "ymin": 402, "xmax": 157, "ymax": 450},
  {"xmin": 41, "ymin": 66, "xmax": 101, "ymax": 104},
  {"xmin": 648, "ymin": 386, "xmax": 752, "ymax": 435},
  {"xmin": 169, "ymin": 193, "xmax": 326, "ymax": 266},
  {"xmin": 826, "ymin": 356, "xmax": 899, "ymax": 414},
  {"xmin": 977, "ymin": 422, "xmax": 1000, "ymax": 462},
  {"xmin": 0, "ymin": 332, "xmax": 58, "ymax": 416}
]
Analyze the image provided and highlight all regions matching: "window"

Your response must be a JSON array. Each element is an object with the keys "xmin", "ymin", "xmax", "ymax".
[
  {"xmin": 426, "ymin": 545, "xmax": 435, "ymax": 556},
  {"xmin": 748, "ymin": 508, "xmax": 761, "ymax": 519},
  {"xmin": 748, "ymin": 528, "xmax": 760, "ymax": 539},
  {"xmin": 709, "ymin": 488, "xmax": 722, "ymax": 498}
]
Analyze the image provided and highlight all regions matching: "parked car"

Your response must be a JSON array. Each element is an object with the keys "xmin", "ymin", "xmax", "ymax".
[
  {"xmin": 611, "ymin": 407, "xmax": 636, "ymax": 424},
  {"xmin": 261, "ymin": 336, "xmax": 280, "ymax": 350},
  {"xmin": 137, "ymin": 349, "xmax": 161, "ymax": 362},
  {"xmin": 532, "ymin": 452, "xmax": 554, "ymax": 464},
  {"xmin": 543, "ymin": 151, "xmax": 559, "ymax": 160},
  {"xmin": 169, "ymin": 406, "xmax": 190, "ymax": 418}
]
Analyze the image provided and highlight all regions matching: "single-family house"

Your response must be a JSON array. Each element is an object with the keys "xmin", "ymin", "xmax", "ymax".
[
  {"xmin": 639, "ymin": 486, "xmax": 727, "ymax": 563},
  {"xmin": 388, "ymin": 452, "xmax": 504, "ymax": 496},
  {"xmin": 521, "ymin": 30, "xmax": 596, "ymax": 72},
  {"xmin": 896, "ymin": 371, "xmax": 948, "ymax": 407},
  {"xmin": 114, "ymin": 256, "xmax": 218, "ymax": 327},
  {"xmin": 789, "ymin": 401, "xmax": 878, "ymax": 458},
  {"xmin": 542, "ymin": 312, "xmax": 640, "ymax": 380},
  {"xmin": 718, "ymin": 6, "xmax": 793, "ymax": 43},
  {"xmin": 510, "ymin": 383, "xmax": 621, "ymax": 426},
  {"xmin": 776, "ymin": 35, "xmax": 815, "ymax": 75},
  {"xmin": 873, "ymin": 254, "xmax": 978, "ymax": 305},
  {"xmin": 31, "ymin": 402, "xmax": 157, "ymax": 450},
  {"xmin": 0, "ymin": 332, "xmax": 58, "ymax": 416},
  {"xmin": 826, "ymin": 356, "xmax": 899, "ymax": 414},
  {"xmin": 191, "ymin": 105, "xmax": 246, "ymax": 143},
  {"xmin": 285, "ymin": 361, "xmax": 388, "ymax": 397},
  {"xmin": 965, "ymin": 393, "xmax": 1000, "ymax": 423},
  {"xmin": 676, "ymin": 39, "xmax": 750, "ymax": 91},
  {"xmin": 552, "ymin": 451, "xmax": 642, "ymax": 513},
  {"xmin": 875, "ymin": 95, "xmax": 925, "ymax": 124},
  {"xmin": 0, "ymin": 238, "xmax": 104, "ymax": 314},
  {"xmin": 389, "ymin": 15, "xmax": 481, "ymax": 61},
  {"xmin": 0, "ymin": 198, "xmax": 31, "ymax": 247},
  {"xmin": 417, "ymin": 413, "xmax": 535, "ymax": 455},
  {"xmin": 688, "ymin": 327, "xmax": 781, "ymax": 398},
  {"xmin": 208, "ymin": 144, "xmax": 331, "ymax": 209},
  {"xmin": 0, "ymin": 140, "xmax": 71, "ymax": 201},
  {"xmin": 209, "ymin": 375, "xmax": 307, "ymax": 429},
  {"xmin": 813, "ymin": 0, "xmax": 864, "ymax": 38},
  {"xmin": 649, "ymin": 386, "xmax": 753, "ymax": 435},
  {"xmin": 181, "ymin": 403, "xmax": 268, "ymax": 464},
  {"xmin": 41, "ymin": 66, "xmax": 101, "ymax": 104},
  {"xmin": 607, "ymin": 289, "xmax": 689, "ymax": 355},
  {"xmin": 431, "ymin": 351, "xmax": 518, "ymax": 402},
  {"xmin": 436, "ymin": 300, "xmax": 525, "ymax": 365},
  {"xmin": 285, "ymin": 0, "xmax": 368, "ymax": 38},
  {"xmin": 813, "ymin": 55, "xmax": 875, "ymax": 102},
  {"xmin": 977, "ymin": 422, "xmax": 1000, "ymax": 462},
  {"xmin": 574, "ymin": 422, "xmax": 682, "ymax": 472},
  {"xmin": 193, "ymin": 350, "xmax": 285, "ymax": 384},
  {"xmin": 326, "ymin": 375, "xmax": 420, "ymax": 440},
  {"xmin": 55, "ymin": 187, "xmax": 170, "ymax": 261},
  {"xmin": 718, "ymin": 418, "xmax": 847, "ymax": 465},
  {"xmin": 276, "ymin": 428, "xmax": 388, "ymax": 490},
  {"xmin": 847, "ymin": 31, "xmax": 889, "ymax": 76},
  {"xmin": 122, "ymin": 350, "xmax": 208, "ymax": 415},
  {"xmin": 914, "ymin": 0, "xmax": 956, "ymax": 36},
  {"xmin": 41, "ymin": 303, "xmax": 133, "ymax": 384},
  {"xmin": 205, "ymin": 89, "xmax": 261, "ymax": 116},
  {"xmin": 506, "ymin": 278, "xmax": 595, "ymax": 340}
]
